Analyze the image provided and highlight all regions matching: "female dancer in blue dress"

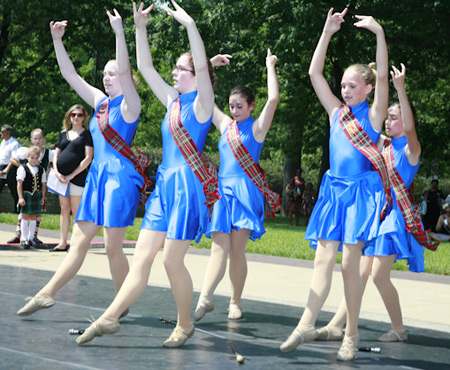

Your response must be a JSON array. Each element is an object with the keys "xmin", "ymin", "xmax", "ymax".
[
  {"xmin": 17, "ymin": 9, "xmax": 142, "ymax": 317},
  {"xmin": 280, "ymin": 8, "xmax": 389, "ymax": 361},
  {"xmin": 316, "ymin": 63, "xmax": 424, "ymax": 343},
  {"xmin": 194, "ymin": 50, "xmax": 279, "ymax": 322},
  {"xmin": 75, "ymin": 1, "xmax": 216, "ymax": 347}
]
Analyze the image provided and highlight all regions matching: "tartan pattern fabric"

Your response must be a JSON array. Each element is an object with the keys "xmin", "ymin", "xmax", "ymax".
[
  {"xmin": 383, "ymin": 140, "xmax": 439, "ymax": 251},
  {"xmin": 168, "ymin": 98, "xmax": 219, "ymax": 214},
  {"xmin": 226, "ymin": 120, "xmax": 281, "ymax": 218},
  {"xmin": 18, "ymin": 191, "xmax": 42, "ymax": 215},
  {"xmin": 338, "ymin": 104, "xmax": 392, "ymax": 219},
  {"xmin": 97, "ymin": 101, "xmax": 152, "ymax": 205}
]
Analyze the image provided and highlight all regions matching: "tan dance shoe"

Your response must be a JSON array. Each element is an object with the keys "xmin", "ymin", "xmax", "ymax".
[
  {"xmin": 280, "ymin": 325, "xmax": 318, "ymax": 352},
  {"xmin": 316, "ymin": 325, "xmax": 344, "ymax": 341},
  {"xmin": 228, "ymin": 303, "xmax": 242, "ymax": 320},
  {"xmin": 337, "ymin": 334, "xmax": 359, "ymax": 361},
  {"xmin": 378, "ymin": 328, "xmax": 407, "ymax": 342},
  {"xmin": 162, "ymin": 326, "xmax": 195, "ymax": 348},
  {"xmin": 76, "ymin": 319, "xmax": 120, "ymax": 345},
  {"xmin": 17, "ymin": 296, "xmax": 55, "ymax": 316},
  {"xmin": 194, "ymin": 300, "xmax": 214, "ymax": 322}
]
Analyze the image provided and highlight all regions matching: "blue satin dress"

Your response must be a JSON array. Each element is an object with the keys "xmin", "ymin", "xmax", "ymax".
[
  {"xmin": 363, "ymin": 136, "xmax": 424, "ymax": 272},
  {"xmin": 207, "ymin": 116, "xmax": 265, "ymax": 241},
  {"xmin": 141, "ymin": 91, "xmax": 212, "ymax": 242},
  {"xmin": 305, "ymin": 100, "xmax": 387, "ymax": 250},
  {"xmin": 76, "ymin": 95, "xmax": 142, "ymax": 227}
]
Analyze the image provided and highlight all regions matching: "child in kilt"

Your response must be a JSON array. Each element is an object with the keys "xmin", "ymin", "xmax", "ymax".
[{"xmin": 16, "ymin": 146, "xmax": 47, "ymax": 248}]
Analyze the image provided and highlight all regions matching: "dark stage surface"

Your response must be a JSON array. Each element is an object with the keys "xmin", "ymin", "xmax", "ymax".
[{"xmin": 1, "ymin": 265, "xmax": 449, "ymax": 370}]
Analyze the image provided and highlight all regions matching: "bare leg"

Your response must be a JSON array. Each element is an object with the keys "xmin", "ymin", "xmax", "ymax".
[
  {"xmin": 163, "ymin": 239, "xmax": 195, "ymax": 331},
  {"xmin": 57, "ymin": 195, "xmax": 71, "ymax": 248},
  {"xmin": 280, "ymin": 239, "xmax": 340, "ymax": 352},
  {"xmin": 372, "ymin": 255, "xmax": 404, "ymax": 330},
  {"xmin": 80, "ymin": 236, "xmax": 193, "ymax": 347},
  {"xmin": 327, "ymin": 255, "xmax": 374, "ymax": 329},
  {"xmin": 341, "ymin": 241, "xmax": 364, "ymax": 337},
  {"xmin": 299, "ymin": 239, "xmax": 340, "ymax": 327},
  {"xmin": 70, "ymin": 194, "xmax": 82, "ymax": 221},
  {"xmin": 197, "ymin": 232, "xmax": 231, "ymax": 304},
  {"xmin": 37, "ymin": 221, "xmax": 101, "ymax": 298},
  {"xmin": 229, "ymin": 228, "xmax": 251, "ymax": 305},
  {"xmin": 104, "ymin": 227, "xmax": 129, "ymax": 294},
  {"xmin": 100, "ymin": 230, "xmax": 166, "ymax": 322}
]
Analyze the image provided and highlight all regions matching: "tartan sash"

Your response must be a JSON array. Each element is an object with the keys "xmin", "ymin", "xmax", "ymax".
[
  {"xmin": 168, "ymin": 98, "xmax": 219, "ymax": 214},
  {"xmin": 338, "ymin": 104, "xmax": 392, "ymax": 219},
  {"xmin": 226, "ymin": 120, "xmax": 281, "ymax": 218},
  {"xmin": 383, "ymin": 139, "xmax": 439, "ymax": 251},
  {"xmin": 97, "ymin": 100, "xmax": 152, "ymax": 206}
]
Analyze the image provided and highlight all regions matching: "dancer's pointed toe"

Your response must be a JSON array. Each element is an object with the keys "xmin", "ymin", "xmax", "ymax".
[
  {"xmin": 76, "ymin": 319, "xmax": 120, "ymax": 345},
  {"xmin": 17, "ymin": 296, "xmax": 55, "ymax": 316}
]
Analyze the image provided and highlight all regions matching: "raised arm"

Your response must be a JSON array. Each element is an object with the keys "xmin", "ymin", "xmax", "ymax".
[
  {"xmin": 134, "ymin": 2, "xmax": 178, "ymax": 107},
  {"xmin": 309, "ymin": 8, "xmax": 347, "ymax": 120},
  {"xmin": 49, "ymin": 21, "xmax": 105, "ymax": 109},
  {"xmin": 210, "ymin": 54, "xmax": 233, "ymax": 133},
  {"xmin": 166, "ymin": 0, "xmax": 214, "ymax": 123},
  {"xmin": 211, "ymin": 104, "xmax": 232, "ymax": 133},
  {"xmin": 354, "ymin": 16, "xmax": 388, "ymax": 132},
  {"xmin": 107, "ymin": 8, "xmax": 141, "ymax": 122},
  {"xmin": 392, "ymin": 63, "xmax": 421, "ymax": 164},
  {"xmin": 253, "ymin": 49, "xmax": 279, "ymax": 143}
]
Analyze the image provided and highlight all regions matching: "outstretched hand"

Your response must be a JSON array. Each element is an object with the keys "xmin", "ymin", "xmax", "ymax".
[
  {"xmin": 323, "ymin": 7, "xmax": 348, "ymax": 35},
  {"xmin": 49, "ymin": 20, "xmax": 68, "ymax": 40},
  {"xmin": 107, "ymin": 8, "xmax": 124, "ymax": 34},
  {"xmin": 133, "ymin": 2, "xmax": 154, "ymax": 28},
  {"xmin": 165, "ymin": 0, "xmax": 194, "ymax": 27},
  {"xmin": 353, "ymin": 15, "xmax": 383, "ymax": 35},
  {"xmin": 266, "ymin": 48, "xmax": 278, "ymax": 67},
  {"xmin": 210, "ymin": 54, "xmax": 232, "ymax": 68},
  {"xmin": 391, "ymin": 63, "xmax": 406, "ymax": 91}
]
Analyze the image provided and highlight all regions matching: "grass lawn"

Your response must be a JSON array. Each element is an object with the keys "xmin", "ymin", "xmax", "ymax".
[{"xmin": 1, "ymin": 212, "xmax": 448, "ymax": 276}]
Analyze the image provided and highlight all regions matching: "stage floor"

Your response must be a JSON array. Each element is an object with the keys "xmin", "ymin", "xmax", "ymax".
[{"xmin": 1, "ymin": 264, "xmax": 449, "ymax": 370}]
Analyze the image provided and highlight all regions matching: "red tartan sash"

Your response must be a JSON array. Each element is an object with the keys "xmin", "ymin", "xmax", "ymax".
[
  {"xmin": 226, "ymin": 120, "xmax": 281, "ymax": 218},
  {"xmin": 383, "ymin": 139, "xmax": 439, "ymax": 251},
  {"xmin": 338, "ymin": 104, "xmax": 392, "ymax": 219},
  {"xmin": 168, "ymin": 98, "xmax": 219, "ymax": 214},
  {"xmin": 97, "ymin": 100, "xmax": 152, "ymax": 206}
]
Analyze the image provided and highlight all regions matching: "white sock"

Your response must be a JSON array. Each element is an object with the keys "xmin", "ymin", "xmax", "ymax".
[
  {"xmin": 28, "ymin": 220, "xmax": 36, "ymax": 242},
  {"xmin": 21, "ymin": 219, "xmax": 29, "ymax": 242}
]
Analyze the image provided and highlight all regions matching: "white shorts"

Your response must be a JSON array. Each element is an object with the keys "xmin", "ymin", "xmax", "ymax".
[{"xmin": 69, "ymin": 183, "xmax": 84, "ymax": 196}]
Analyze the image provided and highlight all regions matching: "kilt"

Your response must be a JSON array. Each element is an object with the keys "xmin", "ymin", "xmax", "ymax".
[{"xmin": 18, "ymin": 191, "xmax": 42, "ymax": 215}]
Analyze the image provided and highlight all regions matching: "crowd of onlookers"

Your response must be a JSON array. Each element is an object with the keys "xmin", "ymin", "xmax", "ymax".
[
  {"xmin": 284, "ymin": 170, "xmax": 450, "ymax": 242},
  {"xmin": 422, "ymin": 179, "xmax": 450, "ymax": 242},
  {"xmin": 0, "ymin": 117, "xmax": 93, "ymax": 250}
]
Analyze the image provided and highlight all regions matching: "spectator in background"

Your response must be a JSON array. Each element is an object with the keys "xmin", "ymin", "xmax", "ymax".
[
  {"xmin": 431, "ymin": 203, "xmax": 450, "ymax": 242},
  {"xmin": 51, "ymin": 104, "xmax": 93, "ymax": 252},
  {"xmin": 286, "ymin": 169, "xmax": 304, "ymax": 227},
  {"xmin": 7, "ymin": 128, "xmax": 54, "ymax": 245},
  {"xmin": 422, "ymin": 179, "xmax": 444, "ymax": 231},
  {"xmin": 302, "ymin": 182, "xmax": 316, "ymax": 226},
  {"xmin": 0, "ymin": 125, "xmax": 20, "ymax": 211},
  {"xmin": 16, "ymin": 146, "xmax": 47, "ymax": 248}
]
